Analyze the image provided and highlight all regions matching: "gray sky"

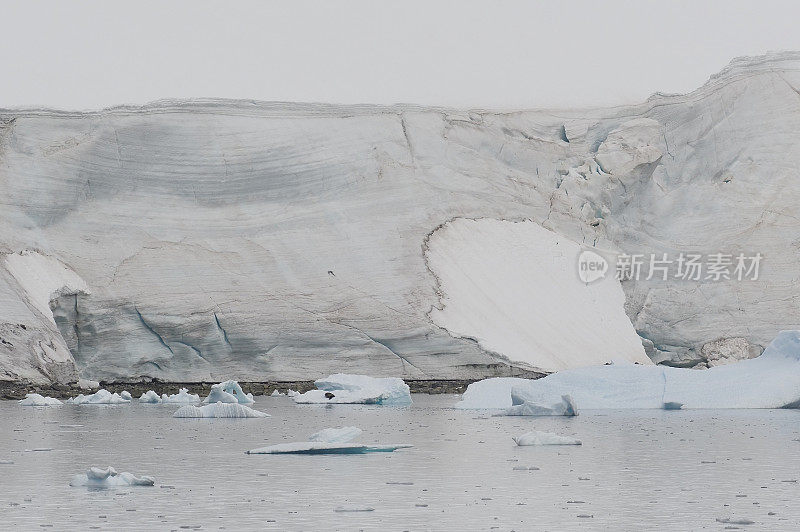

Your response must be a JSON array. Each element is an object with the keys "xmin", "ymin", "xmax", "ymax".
[{"xmin": 4, "ymin": 0, "xmax": 800, "ymax": 111}]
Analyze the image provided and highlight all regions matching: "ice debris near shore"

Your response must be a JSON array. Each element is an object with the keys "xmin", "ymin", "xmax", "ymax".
[
  {"xmin": 120, "ymin": 391, "xmax": 132, "ymax": 401},
  {"xmin": 160, "ymin": 388, "xmax": 200, "ymax": 403},
  {"xmin": 513, "ymin": 431, "xmax": 582, "ymax": 446},
  {"xmin": 203, "ymin": 380, "xmax": 254, "ymax": 404},
  {"xmin": 138, "ymin": 390, "xmax": 162, "ymax": 403},
  {"xmin": 173, "ymin": 401, "xmax": 269, "ymax": 418},
  {"xmin": 458, "ymin": 331, "xmax": 800, "ymax": 410},
  {"xmin": 18, "ymin": 393, "xmax": 62, "ymax": 406},
  {"xmin": 66, "ymin": 389, "xmax": 130, "ymax": 405},
  {"xmin": 69, "ymin": 467, "xmax": 154, "ymax": 488},
  {"xmin": 292, "ymin": 374, "xmax": 412, "ymax": 405}
]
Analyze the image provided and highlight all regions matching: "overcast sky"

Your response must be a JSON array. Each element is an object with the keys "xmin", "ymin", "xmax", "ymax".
[{"xmin": 4, "ymin": 0, "xmax": 800, "ymax": 111}]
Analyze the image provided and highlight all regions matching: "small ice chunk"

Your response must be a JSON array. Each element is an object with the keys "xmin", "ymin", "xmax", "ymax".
[
  {"xmin": 120, "ymin": 391, "xmax": 132, "ymax": 401},
  {"xmin": 513, "ymin": 430, "xmax": 582, "ymax": 446},
  {"xmin": 70, "ymin": 466, "xmax": 154, "ymax": 488},
  {"xmin": 66, "ymin": 389, "xmax": 131, "ymax": 405},
  {"xmin": 309, "ymin": 426, "xmax": 363, "ymax": 443},
  {"xmin": 503, "ymin": 394, "xmax": 578, "ymax": 416},
  {"xmin": 173, "ymin": 401, "xmax": 269, "ymax": 418},
  {"xmin": 138, "ymin": 390, "xmax": 162, "ymax": 403},
  {"xmin": 334, "ymin": 506, "xmax": 375, "ymax": 512},
  {"xmin": 161, "ymin": 388, "xmax": 200, "ymax": 403},
  {"xmin": 293, "ymin": 374, "xmax": 411, "ymax": 405},
  {"xmin": 203, "ymin": 380, "xmax": 254, "ymax": 404},
  {"xmin": 270, "ymin": 389, "xmax": 284, "ymax": 397},
  {"xmin": 19, "ymin": 393, "xmax": 62, "ymax": 406},
  {"xmin": 287, "ymin": 389, "xmax": 300, "ymax": 397}
]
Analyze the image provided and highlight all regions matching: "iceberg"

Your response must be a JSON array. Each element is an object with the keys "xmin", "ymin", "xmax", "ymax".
[
  {"xmin": 466, "ymin": 331, "xmax": 800, "ymax": 410},
  {"xmin": 120, "ymin": 391, "xmax": 132, "ymax": 401},
  {"xmin": 160, "ymin": 388, "xmax": 201, "ymax": 403},
  {"xmin": 203, "ymin": 380, "xmax": 254, "ymax": 404},
  {"xmin": 502, "ymin": 394, "xmax": 578, "ymax": 417},
  {"xmin": 69, "ymin": 466, "xmax": 154, "ymax": 488},
  {"xmin": 246, "ymin": 442, "xmax": 412, "ymax": 455},
  {"xmin": 270, "ymin": 389, "xmax": 284, "ymax": 397},
  {"xmin": 138, "ymin": 390, "xmax": 162, "ymax": 403},
  {"xmin": 66, "ymin": 389, "xmax": 131, "ymax": 405},
  {"xmin": 18, "ymin": 393, "xmax": 62, "ymax": 406},
  {"xmin": 172, "ymin": 401, "xmax": 269, "ymax": 418},
  {"xmin": 292, "ymin": 374, "xmax": 412, "ymax": 405},
  {"xmin": 513, "ymin": 431, "xmax": 582, "ymax": 446},
  {"xmin": 308, "ymin": 426, "xmax": 363, "ymax": 443}
]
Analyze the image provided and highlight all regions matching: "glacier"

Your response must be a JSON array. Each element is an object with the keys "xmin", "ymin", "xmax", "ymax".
[{"xmin": 2, "ymin": 53, "xmax": 800, "ymax": 382}]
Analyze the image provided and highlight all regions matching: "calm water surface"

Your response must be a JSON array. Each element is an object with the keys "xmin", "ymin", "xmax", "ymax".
[{"xmin": 1, "ymin": 394, "xmax": 799, "ymax": 531}]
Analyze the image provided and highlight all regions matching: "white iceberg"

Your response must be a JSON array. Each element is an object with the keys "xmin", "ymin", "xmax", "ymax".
[
  {"xmin": 513, "ymin": 431, "xmax": 582, "ymax": 446},
  {"xmin": 66, "ymin": 389, "xmax": 131, "ymax": 405},
  {"xmin": 69, "ymin": 466, "xmax": 154, "ymax": 488},
  {"xmin": 454, "ymin": 377, "xmax": 530, "ymax": 409},
  {"xmin": 160, "ymin": 388, "xmax": 201, "ymax": 403},
  {"xmin": 463, "ymin": 331, "xmax": 800, "ymax": 410},
  {"xmin": 246, "ymin": 442, "xmax": 412, "ymax": 455},
  {"xmin": 287, "ymin": 389, "xmax": 300, "ymax": 398},
  {"xmin": 172, "ymin": 401, "xmax": 269, "ymax": 418},
  {"xmin": 308, "ymin": 426, "xmax": 363, "ymax": 443},
  {"xmin": 502, "ymin": 394, "xmax": 578, "ymax": 417},
  {"xmin": 292, "ymin": 374, "xmax": 411, "ymax": 405},
  {"xmin": 120, "ymin": 391, "xmax": 132, "ymax": 401},
  {"xmin": 18, "ymin": 393, "xmax": 62, "ymax": 406},
  {"xmin": 138, "ymin": 390, "xmax": 162, "ymax": 403},
  {"xmin": 270, "ymin": 389, "xmax": 284, "ymax": 397},
  {"xmin": 203, "ymin": 380, "xmax": 254, "ymax": 404}
]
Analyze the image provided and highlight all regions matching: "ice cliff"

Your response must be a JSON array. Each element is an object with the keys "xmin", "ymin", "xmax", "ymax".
[{"xmin": 2, "ymin": 53, "xmax": 800, "ymax": 383}]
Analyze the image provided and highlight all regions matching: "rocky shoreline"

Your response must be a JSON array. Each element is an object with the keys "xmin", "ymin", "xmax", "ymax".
[{"xmin": 0, "ymin": 378, "xmax": 530, "ymax": 400}]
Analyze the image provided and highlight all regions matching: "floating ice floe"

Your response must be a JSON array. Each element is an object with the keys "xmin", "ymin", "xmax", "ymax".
[
  {"xmin": 161, "ymin": 388, "xmax": 201, "ymax": 403},
  {"xmin": 120, "ymin": 391, "xmax": 132, "ymax": 401},
  {"xmin": 457, "ymin": 331, "xmax": 800, "ymax": 409},
  {"xmin": 246, "ymin": 442, "xmax": 412, "ymax": 455},
  {"xmin": 18, "ymin": 393, "xmax": 62, "ymax": 406},
  {"xmin": 309, "ymin": 426, "xmax": 363, "ymax": 443},
  {"xmin": 172, "ymin": 401, "xmax": 269, "ymax": 418},
  {"xmin": 502, "ymin": 394, "xmax": 578, "ymax": 416},
  {"xmin": 287, "ymin": 389, "xmax": 300, "ymax": 398},
  {"xmin": 513, "ymin": 431, "xmax": 582, "ymax": 446},
  {"xmin": 69, "ymin": 466, "xmax": 154, "ymax": 488},
  {"xmin": 203, "ymin": 380, "xmax": 254, "ymax": 404},
  {"xmin": 138, "ymin": 390, "xmax": 162, "ymax": 403},
  {"xmin": 292, "ymin": 374, "xmax": 412, "ymax": 405},
  {"xmin": 66, "ymin": 389, "xmax": 131, "ymax": 405},
  {"xmin": 270, "ymin": 389, "xmax": 284, "ymax": 397},
  {"xmin": 246, "ymin": 426, "xmax": 410, "ymax": 454}
]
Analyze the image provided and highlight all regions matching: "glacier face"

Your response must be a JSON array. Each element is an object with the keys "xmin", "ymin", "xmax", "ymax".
[{"xmin": 1, "ymin": 53, "xmax": 800, "ymax": 383}]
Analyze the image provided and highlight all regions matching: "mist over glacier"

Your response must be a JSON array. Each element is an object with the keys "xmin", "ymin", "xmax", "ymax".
[{"xmin": 2, "ymin": 52, "xmax": 800, "ymax": 383}]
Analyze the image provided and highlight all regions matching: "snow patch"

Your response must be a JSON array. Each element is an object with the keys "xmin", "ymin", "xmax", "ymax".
[
  {"xmin": 425, "ymin": 219, "xmax": 650, "ymax": 372},
  {"xmin": 4, "ymin": 251, "xmax": 87, "ymax": 326}
]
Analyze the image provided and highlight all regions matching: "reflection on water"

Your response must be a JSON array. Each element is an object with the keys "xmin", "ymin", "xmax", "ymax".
[{"xmin": 0, "ymin": 395, "xmax": 799, "ymax": 531}]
